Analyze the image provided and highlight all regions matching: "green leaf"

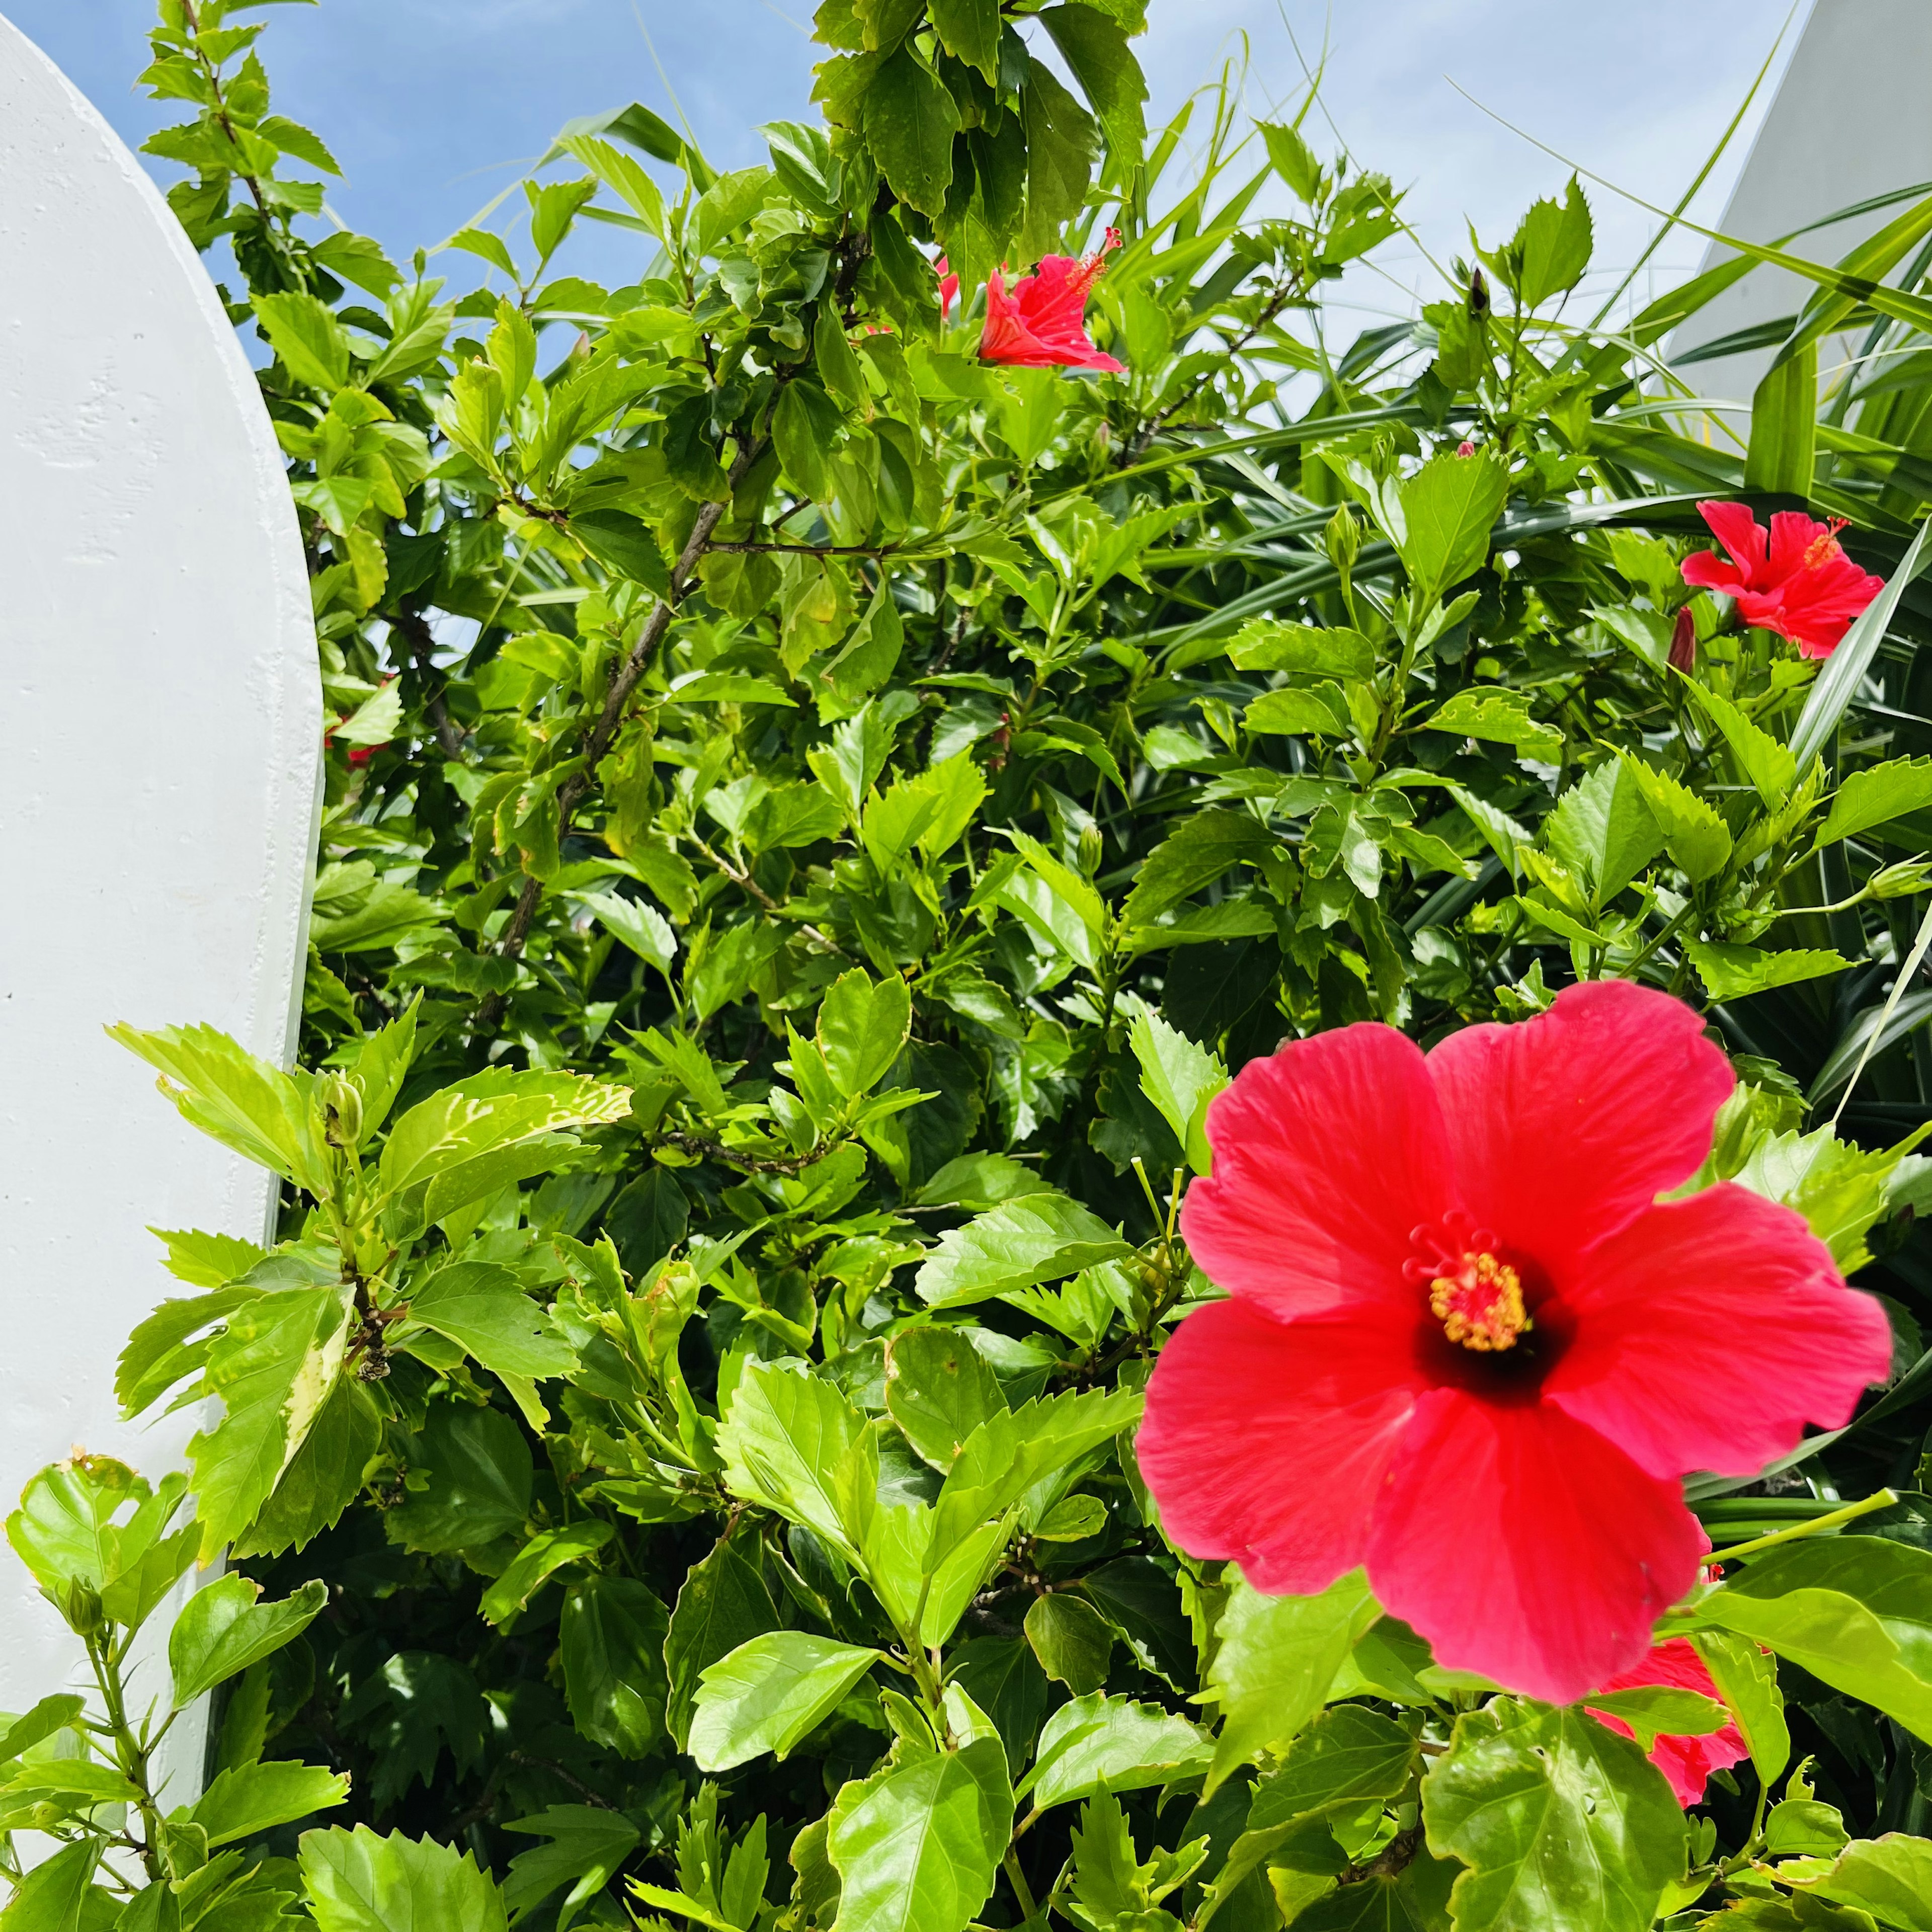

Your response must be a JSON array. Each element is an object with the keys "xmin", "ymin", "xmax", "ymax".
[
  {"xmin": 1120, "ymin": 811, "xmax": 1276, "ymax": 928},
  {"xmin": 665, "ymin": 1535, "xmax": 782, "ymax": 1750},
  {"xmin": 384, "ymin": 1403, "xmax": 532, "ymax": 1555},
  {"xmin": 1128, "ymin": 1005, "xmax": 1227, "ymax": 1176},
  {"xmin": 1424, "ymin": 689, "xmax": 1561, "ymax": 761},
  {"xmin": 1690, "ymin": 1628, "xmax": 1790, "ymax": 1788},
  {"xmin": 1258, "ymin": 118, "xmax": 1322, "ymax": 201},
  {"xmin": 717, "ymin": 1360, "xmax": 870, "ymax": 1552},
  {"xmin": 1819, "ymin": 755, "xmax": 1932, "ymax": 847},
  {"xmin": 299, "ymin": 1825, "xmax": 509, "ymax": 1932},
  {"xmin": 886, "ymin": 1325, "xmax": 1007, "ymax": 1472},
  {"xmin": 5, "ymin": 1456, "xmax": 186, "ymax": 1607},
  {"xmin": 689, "ymin": 1632, "xmax": 882, "ymax": 1770},
  {"xmin": 1691, "ymin": 1536, "xmax": 1932, "ymax": 1743},
  {"xmin": 863, "ymin": 47, "xmax": 959, "ymax": 218},
  {"xmin": 930, "ymin": 1385, "xmax": 1143, "ymax": 1561},
  {"xmin": 1628, "ymin": 757, "xmax": 1736, "ymax": 885},
  {"xmin": 188, "ymin": 1758, "xmax": 350, "ymax": 1845},
  {"xmin": 505, "ymin": 1806, "xmax": 642, "ymax": 1932},
  {"xmin": 0, "ymin": 1697, "xmax": 84, "ymax": 1767},
  {"xmin": 1251, "ymin": 1705, "xmax": 1421, "ymax": 1824},
  {"xmin": 1681, "ymin": 673, "xmax": 1798, "ymax": 808},
  {"xmin": 1017, "ymin": 1690, "xmax": 1211, "ymax": 1813},
  {"xmin": 1227, "ymin": 619, "xmax": 1375, "ymax": 679},
  {"xmin": 1582, "ymin": 1684, "xmax": 1729, "ymax": 1750},
  {"xmin": 0, "ymin": 1840, "xmax": 101, "ymax": 1932},
  {"xmin": 1542, "ymin": 759, "xmax": 1664, "ymax": 903},
  {"xmin": 1786, "ymin": 1834, "xmax": 1932, "ymax": 1927},
  {"xmin": 827, "ymin": 1735, "xmax": 1011, "ymax": 1932},
  {"xmin": 187, "ymin": 1283, "xmax": 355, "ymax": 1562},
  {"xmin": 400, "ymin": 1261, "xmax": 578, "ymax": 1384},
  {"xmin": 1244, "ymin": 685, "xmax": 1351, "ymax": 739},
  {"xmin": 1421, "ymin": 1697, "xmax": 1685, "ymax": 1932},
  {"xmin": 254, "ymin": 291, "xmax": 350, "ymax": 389},
  {"xmin": 819, "ymin": 969, "xmax": 913, "ymax": 1099},
  {"xmin": 928, "ymin": 0, "xmax": 1001, "ymax": 79},
  {"xmin": 1038, "ymin": 4, "xmax": 1147, "ymax": 156},
  {"xmin": 915, "ymin": 1193, "xmax": 1133, "ymax": 1307},
  {"xmin": 1744, "ymin": 339, "xmax": 1818, "ymax": 498},
  {"xmin": 480, "ymin": 1520, "xmax": 615, "ymax": 1627},
  {"xmin": 170, "ymin": 1574, "xmax": 327, "ymax": 1705},
  {"xmin": 862, "ymin": 753, "xmax": 988, "ymax": 867},
  {"xmin": 1201, "ymin": 1571, "xmax": 1380, "ymax": 1794},
  {"xmin": 1506, "ymin": 178, "xmax": 1594, "ymax": 308},
  {"xmin": 561, "ymin": 1575, "xmax": 670, "ymax": 1759},
  {"xmin": 1021, "ymin": 64, "xmax": 1099, "ymax": 257},
  {"xmin": 559, "ymin": 133, "xmax": 666, "ymax": 237},
  {"xmin": 1687, "ymin": 943, "xmax": 1852, "ymax": 1002},
  {"xmin": 1396, "ymin": 449, "xmax": 1507, "ymax": 599},
  {"xmin": 107, "ymin": 1022, "xmax": 330, "ymax": 1194},
  {"xmin": 1024, "ymin": 1592, "xmax": 1114, "ymax": 1693},
  {"xmin": 376, "ymin": 1069, "xmax": 630, "ymax": 1241}
]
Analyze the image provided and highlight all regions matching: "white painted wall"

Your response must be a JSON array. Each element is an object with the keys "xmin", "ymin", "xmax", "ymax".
[
  {"xmin": 1672, "ymin": 0, "xmax": 1932, "ymax": 404},
  {"xmin": 0, "ymin": 15, "xmax": 318, "ymax": 1793}
]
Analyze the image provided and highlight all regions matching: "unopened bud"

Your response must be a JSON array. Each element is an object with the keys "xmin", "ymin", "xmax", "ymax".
[
  {"xmin": 1872, "ymin": 858, "xmax": 1932, "ymax": 901},
  {"xmin": 323, "ymin": 1075, "xmax": 363, "ymax": 1150},
  {"xmin": 1468, "ymin": 266, "xmax": 1490, "ymax": 318},
  {"xmin": 1668, "ymin": 605, "xmax": 1698, "ymax": 674},
  {"xmin": 1324, "ymin": 506, "xmax": 1360, "ymax": 577},
  {"xmin": 63, "ymin": 1576, "xmax": 105, "ymax": 1638},
  {"xmin": 1078, "ymin": 824, "xmax": 1104, "ymax": 877},
  {"xmin": 1456, "ymin": 439, "xmax": 1477, "ymax": 458}
]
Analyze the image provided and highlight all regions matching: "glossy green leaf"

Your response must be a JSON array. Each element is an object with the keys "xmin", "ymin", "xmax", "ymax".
[{"xmin": 689, "ymin": 1632, "xmax": 881, "ymax": 1770}]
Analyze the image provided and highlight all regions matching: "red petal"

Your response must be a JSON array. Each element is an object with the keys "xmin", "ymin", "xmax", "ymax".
[
  {"xmin": 1586, "ymin": 1638, "xmax": 1748, "ymax": 1806},
  {"xmin": 1425, "ymin": 980, "xmax": 1733, "ymax": 1274},
  {"xmin": 1181, "ymin": 1022, "xmax": 1457, "ymax": 1321},
  {"xmin": 1546, "ymin": 1182, "xmax": 1893, "ymax": 1478},
  {"xmin": 1680, "ymin": 549, "xmax": 1747, "ymax": 596},
  {"xmin": 1139, "ymin": 1299, "xmax": 1421, "ymax": 1592},
  {"xmin": 1365, "ymin": 1391, "xmax": 1708, "ymax": 1704},
  {"xmin": 1697, "ymin": 500, "xmax": 1770, "ymax": 584}
]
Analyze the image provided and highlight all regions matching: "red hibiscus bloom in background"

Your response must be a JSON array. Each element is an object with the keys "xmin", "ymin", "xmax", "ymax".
[
  {"xmin": 1586, "ymin": 1638, "xmax": 1749, "ymax": 1806},
  {"xmin": 1680, "ymin": 501, "xmax": 1884, "ymax": 658},
  {"xmin": 936, "ymin": 257, "xmax": 959, "ymax": 322},
  {"xmin": 979, "ymin": 229, "xmax": 1124, "ymax": 373},
  {"xmin": 1139, "ymin": 981, "xmax": 1892, "ymax": 1705}
]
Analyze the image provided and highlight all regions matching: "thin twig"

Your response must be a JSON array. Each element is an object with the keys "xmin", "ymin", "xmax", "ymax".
[
  {"xmin": 474, "ymin": 436, "xmax": 768, "ymax": 1029},
  {"xmin": 652, "ymin": 1130, "xmax": 842, "ymax": 1176},
  {"xmin": 388, "ymin": 606, "xmax": 466, "ymax": 761}
]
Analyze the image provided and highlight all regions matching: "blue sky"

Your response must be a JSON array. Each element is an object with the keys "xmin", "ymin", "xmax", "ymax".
[{"xmin": 11, "ymin": 0, "xmax": 1802, "ymax": 319}]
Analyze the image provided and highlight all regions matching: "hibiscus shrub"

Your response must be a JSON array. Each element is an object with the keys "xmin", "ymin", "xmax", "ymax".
[{"xmin": 14, "ymin": 1, "xmax": 1932, "ymax": 1927}]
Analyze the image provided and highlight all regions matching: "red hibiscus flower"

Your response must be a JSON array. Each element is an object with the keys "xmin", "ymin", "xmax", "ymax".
[
  {"xmin": 978, "ymin": 229, "xmax": 1124, "ymax": 373},
  {"xmin": 1138, "ymin": 981, "xmax": 1892, "ymax": 1705},
  {"xmin": 936, "ymin": 256, "xmax": 959, "ymax": 323},
  {"xmin": 1585, "ymin": 1638, "xmax": 1748, "ymax": 1807},
  {"xmin": 1680, "ymin": 501, "xmax": 1884, "ymax": 659}
]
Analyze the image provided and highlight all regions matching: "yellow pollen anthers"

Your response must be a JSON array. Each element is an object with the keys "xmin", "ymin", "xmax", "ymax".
[{"xmin": 1429, "ymin": 1250, "xmax": 1531, "ymax": 1352}]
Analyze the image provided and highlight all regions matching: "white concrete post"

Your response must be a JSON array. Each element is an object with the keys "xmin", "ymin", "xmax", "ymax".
[
  {"xmin": 0, "ymin": 15, "xmax": 319, "ymax": 1793},
  {"xmin": 1671, "ymin": 0, "xmax": 1932, "ymax": 403}
]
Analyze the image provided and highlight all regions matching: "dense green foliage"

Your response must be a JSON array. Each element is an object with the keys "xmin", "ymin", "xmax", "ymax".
[{"xmin": 14, "ymin": 1, "xmax": 1932, "ymax": 1927}]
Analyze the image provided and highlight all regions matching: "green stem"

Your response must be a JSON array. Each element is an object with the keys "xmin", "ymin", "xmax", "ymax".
[
  {"xmin": 1710, "ymin": 1488, "xmax": 1897, "ymax": 1562},
  {"xmin": 1003, "ymin": 1847, "xmax": 1040, "ymax": 1923}
]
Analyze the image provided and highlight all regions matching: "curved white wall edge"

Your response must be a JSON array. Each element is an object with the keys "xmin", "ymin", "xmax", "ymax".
[
  {"xmin": 1672, "ymin": 0, "xmax": 1932, "ymax": 406},
  {"xmin": 0, "ymin": 12, "xmax": 319, "ymax": 1806}
]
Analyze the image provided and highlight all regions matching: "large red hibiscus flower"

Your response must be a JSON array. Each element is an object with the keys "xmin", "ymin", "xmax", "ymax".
[
  {"xmin": 978, "ymin": 230, "xmax": 1124, "ymax": 373},
  {"xmin": 1586, "ymin": 1638, "xmax": 1749, "ymax": 1806},
  {"xmin": 1680, "ymin": 501, "xmax": 1883, "ymax": 658},
  {"xmin": 1139, "ymin": 981, "xmax": 1892, "ymax": 1705}
]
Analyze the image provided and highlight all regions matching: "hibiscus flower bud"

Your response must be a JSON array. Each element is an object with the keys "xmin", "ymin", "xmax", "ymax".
[
  {"xmin": 1668, "ymin": 605, "xmax": 1698, "ymax": 673},
  {"xmin": 1468, "ymin": 266, "xmax": 1490, "ymax": 317},
  {"xmin": 1325, "ymin": 505, "xmax": 1359, "ymax": 577},
  {"xmin": 1456, "ymin": 439, "xmax": 1477, "ymax": 459}
]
